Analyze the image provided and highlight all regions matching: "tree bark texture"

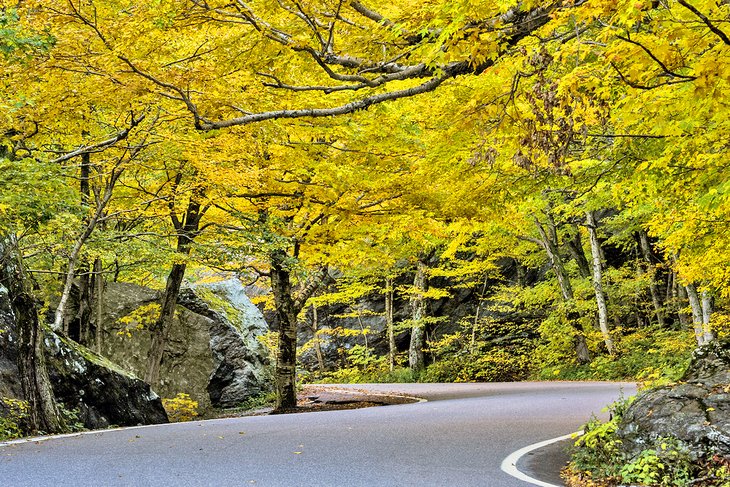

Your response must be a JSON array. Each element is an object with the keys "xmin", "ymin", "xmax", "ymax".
[
  {"xmin": 700, "ymin": 289, "xmax": 715, "ymax": 344},
  {"xmin": 93, "ymin": 257, "xmax": 104, "ymax": 353},
  {"xmin": 144, "ymin": 262, "xmax": 187, "ymax": 385},
  {"xmin": 566, "ymin": 227, "xmax": 591, "ymax": 279},
  {"xmin": 675, "ymin": 278, "xmax": 691, "ymax": 329},
  {"xmin": 385, "ymin": 277, "xmax": 395, "ymax": 372},
  {"xmin": 144, "ymin": 193, "xmax": 204, "ymax": 386},
  {"xmin": 586, "ymin": 211, "xmax": 614, "ymax": 354},
  {"xmin": 311, "ymin": 304, "xmax": 325, "ymax": 376},
  {"xmin": 685, "ymin": 283, "xmax": 707, "ymax": 347},
  {"xmin": 0, "ymin": 235, "xmax": 66, "ymax": 434},
  {"xmin": 270, "ymin": 250, "xmax": 298, "ymax": 410},
  {"xmin": 409, "ymin": 260, "xmax": 428, "ymax": 372}
]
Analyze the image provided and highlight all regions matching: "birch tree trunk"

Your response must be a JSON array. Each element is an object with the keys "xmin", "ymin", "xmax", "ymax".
[
  {"xmin": 0, "ymin": 235, "xmax": 66, "ymax": 434},
  {"xmin": 586, "ymin": 211, "xmax": 614, "ymax": 354},
  {"xmin": 385, "ymin": 277, "xmax": 395, "ymax": 372},
  {"xmin": 408, "ymin": 260, "xmax": 428, "ymax": 372},
  {"xmin": 701, "ymin": 290, "xmax": 715, "ymax": 344},
  {"xmin": 685, "ymin": 283, "xmax": 706, "ymax": 347}
]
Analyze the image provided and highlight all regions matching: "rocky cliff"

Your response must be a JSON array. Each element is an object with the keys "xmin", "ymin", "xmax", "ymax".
[{"xmin": 617, "ymin": 340, "xmax": 730, "ymax": 460}]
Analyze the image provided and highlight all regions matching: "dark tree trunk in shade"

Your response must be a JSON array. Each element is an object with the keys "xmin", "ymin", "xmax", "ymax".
[
  {"xmin": 0, "ymin": 235, "xmax": 66, "ymax": 434},
  {"xmin": 270, "ymin": 250, "xmax": 298, "ymax": 410}
]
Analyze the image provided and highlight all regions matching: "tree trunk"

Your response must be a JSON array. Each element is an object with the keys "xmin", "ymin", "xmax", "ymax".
[
  {"xmin": 586, "ymin": 211, "xmax": 614, "ymax": 354},
  {"xmin": 72, "ymin": 153, "xmax": 95, "ymax": 344},
  {"xmin": 700, "ymin": 290, "xmax": 715, "ymax": 344},
  {"xmin": 93, "ymin": 257, "xmax": 104, "ymax": 353},
  {"xmin": 685, "ymin": 283, "xmax": 706, "ymax": 347},
  {"xmin": 311, "ymin": 304, "xmax": 325, "ymax": 377},
  {"xmin": 409, "ymin": 260, "xmax": 427, "ymax": 372},
  {"xmin": 53, "ymin": 156, "xmax": 123, "ymax": 333},
  {"xmin": 270, "ymin": 250, "xmax": 298, "ymax": 410},
  {"xmin": 144, "ymin": 193, "xmax": 204, "ymax": 386},
  {"xmin": 638, "ymin": 230, "xmax": 665, "ymax": 327},
  {"xmin": 534, "ymin": 217, "xmax": 591, "ymax": 364},
  {"xmin": 675, "ymin": 278, "xmax": 690, "ymax": 329},
  {"xmin": 71, "ymin": 263, "xmax": 91, "ymax": 343},
  {"xmin": 385, "ymin": 277, "xmax": 395, "ymax": 372},
  {"xmin": 566, "ymin": 227, "xmax": 591, "ymax": 278},
  {"xmin": 0, "ymin": 235, "xmax": 66, "ymax": 434},
  {"xmin": 471, "ymin": 274, "xmax": 489, "ymax": 354},
  {"xmin": 144, "ymin": 262, "xmax": 186, "ymax": 385}
]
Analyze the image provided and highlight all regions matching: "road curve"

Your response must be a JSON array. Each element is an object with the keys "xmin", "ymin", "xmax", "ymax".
[{"xmin": 0, "ymin": 381, "xmax": 635, "ymax": 486}]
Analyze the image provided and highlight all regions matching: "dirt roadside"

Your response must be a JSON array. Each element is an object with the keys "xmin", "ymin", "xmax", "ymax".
[{"xmin": 217, "ymin": 385, "xmax": 420, "ymax": 418}]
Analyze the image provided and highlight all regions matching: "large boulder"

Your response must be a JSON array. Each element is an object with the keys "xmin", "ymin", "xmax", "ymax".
[
  {"xmin": 100, "ymin": 279, "xmax": 272, "ymax": 410},
  {"xmin": 44, "ymin": 333, "xmax": 169, "ymax": 428},
  {"xmin": 0, "ymin": 284, "xmax": 168, "ymax": 429},
  {"xmin": 617, "ymin": 340, "xmax": 730, "ymax": 460}
]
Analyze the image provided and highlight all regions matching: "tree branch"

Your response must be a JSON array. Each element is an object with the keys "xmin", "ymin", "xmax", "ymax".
[
  {"xmin": 48, "ymin": 113, "xmax": 145, "ymax": 164},
  {"xmin": 676, "ymin": 0, "xmax": 730, "ymax": 46}
]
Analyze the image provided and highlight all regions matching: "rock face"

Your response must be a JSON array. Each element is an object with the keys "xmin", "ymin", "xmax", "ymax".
[
  {"xmin": 100, "ymin": 279, "xmax": 272, "ymax": 410},
  {"xmin": 44, "ymin": 334, "xmax": 169, "ymax": 428},
  {"xmin": 0, "ymin": 284, "xmax": 168, "ymax": 429},
  {"xmin": 617, "ymin": 340, "xmax": 730, "ymax": 459}
]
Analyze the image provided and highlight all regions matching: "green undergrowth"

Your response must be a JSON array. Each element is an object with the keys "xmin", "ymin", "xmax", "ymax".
[
  {"xmin": 302, "ymin": 326, "xmax": 694, "ymax": 386},
  {"xmin": 565, "ymin": 397, "xmax": 730, "ymax": 487},
  {"xmin": 535, "ymin": 327, "xmax": 693, "ymax": 386},
  {"xmin": 0, "ymin": 397, "xmax": 85, "ymax": 441}
]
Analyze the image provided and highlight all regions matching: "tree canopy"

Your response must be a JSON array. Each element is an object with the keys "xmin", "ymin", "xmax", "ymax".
[{"xmin": 1, "ymin": 0, "xmax": 729, "ymax": 429}]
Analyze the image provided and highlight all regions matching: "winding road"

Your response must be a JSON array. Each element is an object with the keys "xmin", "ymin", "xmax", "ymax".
[{"xmin": 1, "ymin": 381, "xmax": 635, "ymax": 486}]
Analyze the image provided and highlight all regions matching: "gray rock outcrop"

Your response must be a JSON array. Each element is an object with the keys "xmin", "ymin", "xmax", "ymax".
[
  {"xmin": 100, "ymin": 279, "xmax": 272, "ymax": 410},
  {"xmin": 617, "ymin": 340, "xmax": 730, "ymax": 460},
  {"xmin": 44, "ymin": 333, "xmax": 169, "ymax": 428}
]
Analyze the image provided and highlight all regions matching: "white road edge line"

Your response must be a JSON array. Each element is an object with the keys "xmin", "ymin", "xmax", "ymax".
[
  {"xmin": 500, "ymin": 430, "xmax": 583, "ymax": 487},
  {"xmin": 0, "ymin": 421, "xmax": 169, "ymax": 447}
]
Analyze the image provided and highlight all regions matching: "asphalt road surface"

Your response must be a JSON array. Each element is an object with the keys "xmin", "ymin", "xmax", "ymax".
[{"xmin": 0, "ymin": 381, "xmax": 635, "ymax": 486}]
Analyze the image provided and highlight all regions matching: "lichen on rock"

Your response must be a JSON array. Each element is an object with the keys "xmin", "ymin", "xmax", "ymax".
[{"xmin": 617, "ymin": 340, "xmax": 730, "ymax": 461}]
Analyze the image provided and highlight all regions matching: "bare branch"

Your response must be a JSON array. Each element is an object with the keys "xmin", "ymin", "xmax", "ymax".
[
  {"xmin": 48, "ymin": 113, "xmax": 146, "ymax": 164},
  {"xmin": 616, "ymin": 34, "xmax": 696, "ymax": 80},
  {"xmin": 676, "ymin": 0, "xmax": 730, "ymax": 45}
]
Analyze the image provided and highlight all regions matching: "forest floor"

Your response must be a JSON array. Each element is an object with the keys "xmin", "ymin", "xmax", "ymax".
[{"xmin": 216, "ymin": 385, "xmax": 419, "ymax": 418}]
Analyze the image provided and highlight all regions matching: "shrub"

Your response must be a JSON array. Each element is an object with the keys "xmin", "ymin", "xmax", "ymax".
[
  {"xmin": 0, "ymin": 397, "xmax": 29, "ymax": 441},
  {"xmin": 162, "ymin": 393, "xmax": 199, "ymax": 422},
  {"xmin": 568, "ymin": 397, "xmax": 724, "ymax": 486},
  {"xmin": 619, "ymin": 439, "xmax": 694, "ymax": 487}
]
